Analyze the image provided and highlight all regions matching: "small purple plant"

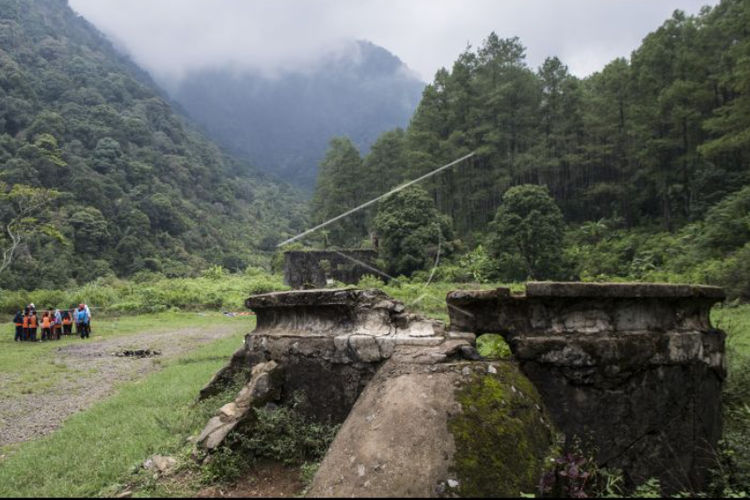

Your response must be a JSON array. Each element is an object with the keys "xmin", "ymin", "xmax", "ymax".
[{"xmin": 539, "ymin": 453, "xmax": 593, "ymax": 498}]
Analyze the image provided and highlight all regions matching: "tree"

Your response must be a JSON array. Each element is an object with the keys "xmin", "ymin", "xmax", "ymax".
[
  {"xmin": 697, "ymin": 185, "xmax": 750, "ymax": 255},
  {"xmin": 311, "ymin": 137, "xmax": 366, "ymax": 246},
  {"xmin": 0, "ymin": 182, "xmax": 62, "ymax": 275},
  {"xmin": 490, "ymin": 185, "xmax": 567, "ymax": 281},
  {"xmin": 374, "ymin": 186, "xmax": 453, "ymax": 277}
]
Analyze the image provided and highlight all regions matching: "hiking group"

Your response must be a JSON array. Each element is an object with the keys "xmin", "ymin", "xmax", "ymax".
[{"xmin": 12, "ymin": 304, "xmax": 92, "ymax": 342}]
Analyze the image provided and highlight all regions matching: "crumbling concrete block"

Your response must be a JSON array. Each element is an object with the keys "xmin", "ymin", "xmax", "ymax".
[
  {"xmin": 197, "ymin": 361, "xmax": 284, "ymax": 452},
  {"xmin": 308, "ymin": 360, "xmax": 554, "ymax": 498},
  {"xmin": 447, "ymin": 282, "xmax": 727, "ymax": 494}
]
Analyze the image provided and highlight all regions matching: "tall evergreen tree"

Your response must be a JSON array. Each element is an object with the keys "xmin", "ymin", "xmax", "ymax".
[{"xmin": 311, "ymin": 137, "xmax": 366, "ymax": 246}]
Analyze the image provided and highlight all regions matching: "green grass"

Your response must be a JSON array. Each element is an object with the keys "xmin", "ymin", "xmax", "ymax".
[
  {"xmin": 0, "ymin": 316, "xmax": 253, "ymax": 498},
  {"xmin": 714, "ymin": 305, "xmax": 750, "ymax": 357},
  {"xmin": 357, "ymin": 276, "xmax": 523, "ymax": 323}
]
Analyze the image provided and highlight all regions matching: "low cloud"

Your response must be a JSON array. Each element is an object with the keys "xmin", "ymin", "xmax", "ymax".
[{"xmin": 69, "ymin": 0, "xmax": 718, "ymax": 82}]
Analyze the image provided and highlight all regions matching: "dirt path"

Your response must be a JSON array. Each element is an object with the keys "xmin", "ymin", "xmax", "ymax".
[
  {"xmin": 196, "ymin": 463, "xmax": 305, "ymax": 498},
  {"xmin": 0, "ymin": 326, "xmax": 241, "ymax": 448}
]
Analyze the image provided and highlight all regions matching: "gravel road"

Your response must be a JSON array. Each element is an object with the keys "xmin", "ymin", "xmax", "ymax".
[{"xmin": 0, "ymin": 326, "xmax": 241, "ymax": 447}]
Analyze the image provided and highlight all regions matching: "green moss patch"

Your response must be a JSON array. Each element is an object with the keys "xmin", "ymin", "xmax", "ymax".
[{"xmin": 448, "ymin": 362, "xmax": 554, "ymax": 497}]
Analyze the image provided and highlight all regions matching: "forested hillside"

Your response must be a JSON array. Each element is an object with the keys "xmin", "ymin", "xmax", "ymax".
[
  {"xmin": 169, "ymin": 40, "xmax": 425, "ymax": 188},
  {"xmin": 313, "ymin": 0, "xmax": 750, "ymax": 299},
  {"xmin": 0, "ymin": 0, "xmax": 307, "ymax": 290}
]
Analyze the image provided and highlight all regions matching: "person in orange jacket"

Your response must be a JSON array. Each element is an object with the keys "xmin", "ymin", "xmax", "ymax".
[
  {"xmin": 41, "ymin": 311, "xmax": 51, "ymax": 342},
  {"xmin": 62, "ymin": 310, "xmax": 73, "ymax": 336},
  {"xmin": 28, "ymin": 309, "xmax": 38, "ymax": 342},
  {"xmin": 22, "ymin": 309, "xmax": 30, "ymax": 341}
]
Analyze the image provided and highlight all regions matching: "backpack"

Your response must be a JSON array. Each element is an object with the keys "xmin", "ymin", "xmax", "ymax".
[{"xmin": 77, "ymin": 309, "xmax": 89, "ymax": 323}]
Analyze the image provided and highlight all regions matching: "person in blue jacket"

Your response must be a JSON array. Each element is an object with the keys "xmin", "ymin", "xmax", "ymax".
[{"xmin": 77, "ymin": 304, "xmax": 90, "ymax": 339}]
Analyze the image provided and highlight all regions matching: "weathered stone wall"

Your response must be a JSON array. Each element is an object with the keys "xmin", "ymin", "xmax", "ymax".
[
  {"xmin": 241, "ymin": 289, "xmax": 467, "ymax": 424},
  {"xmin": 283, "ymin": 250, "xmax": 380, "ymax": 289},
  {"xmin": 447, "ymin": 282, "xmax": 727, "ymax": 493},
  {"xmin": 200, "ymin": 288, "xmax": 554, "ymax": 498}
]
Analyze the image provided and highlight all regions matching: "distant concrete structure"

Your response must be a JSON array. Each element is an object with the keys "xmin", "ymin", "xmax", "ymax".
[{"xmin": 283, "ymin": 250, "xmax": 381, "ymax": 289}]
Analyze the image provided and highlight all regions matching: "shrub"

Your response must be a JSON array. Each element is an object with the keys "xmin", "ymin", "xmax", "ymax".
[
  {"xmin": 490, "ymin": 185, "xmax": 568, "ymax": 282},
  {"xmin": 234, "ymin": 396, "xmax": 340, "ymax": 466},
  {"xmin": 0, "ymin": 272, "xmax": 288, "ymax": 315}
]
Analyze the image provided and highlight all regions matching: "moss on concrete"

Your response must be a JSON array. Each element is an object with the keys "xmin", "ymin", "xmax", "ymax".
[{"xmin": 448, "ymin": 362, "xmax": 554, "ymax": 498}]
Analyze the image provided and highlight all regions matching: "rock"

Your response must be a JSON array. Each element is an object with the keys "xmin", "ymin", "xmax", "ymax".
[
  {"xmin": 115, "ymin": 490, "xmax": 133, "ymax": 499},
  {"xmin": 349, "ymin": 336, "xmax": 381, "ymax": 363},
  {"xmin": 197, "ymin": 361, "xmax": 284, "ymax": 452},
  {"xmin": 144, "ymin": 455, "xmax": 177, "ymax": 475},
  {"xmin": 308, "ymin": 360, "xmax": 553, "ymax": 498},
  {"xmin": 459, "ymin": 345, "xmax": 482, "ymax": 361},
  {"xmin": 218, "ymin": 403, "xmax": 239, "ymax": 421},
  {"xmin": 196, "ymin": 416, "xmax": 225, "ymax": 444},
  {"xmin": 204, "ymin": 423, "xmax": 238, "ymax": 451},
  {"xmin": 199, "ymin": 347, "xmax": 251, "ymax": 401}
]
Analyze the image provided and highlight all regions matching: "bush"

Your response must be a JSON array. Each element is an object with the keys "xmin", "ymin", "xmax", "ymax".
[
  {"xmin": 0, "ymin": 272, "xmax": 289, "ymax": 315},
  {"xmin": 235, "ymin": 396, "xmax": 340, "ymax": 466},
  {"xmin": 477, "ymin": 335, "xmax": 512, "ymax": 359},
  {"xmin": 201, "ymin": 396, "xmax": 340, "ymax": 485}
]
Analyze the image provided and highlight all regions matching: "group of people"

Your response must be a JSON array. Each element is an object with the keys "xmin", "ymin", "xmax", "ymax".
[{"xmin": 12, "ymin": 304, "xmax": 92, "ymax": 342}]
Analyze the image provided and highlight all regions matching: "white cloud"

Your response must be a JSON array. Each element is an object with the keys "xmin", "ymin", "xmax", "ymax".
[{"xmin": 68, "ymin": 0, "xmax": 718, "ymax": 82}]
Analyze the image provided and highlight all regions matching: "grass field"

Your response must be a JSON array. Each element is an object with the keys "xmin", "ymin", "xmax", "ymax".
[{"xmin": 0, "ymin": 313, "xmax": 253, "ymax": 498}]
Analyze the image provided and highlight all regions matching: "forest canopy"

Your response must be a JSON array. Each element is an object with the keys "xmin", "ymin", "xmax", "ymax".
[{"xmin": 312, "ymin": 0, "xmax": 750, "ymax": 298}]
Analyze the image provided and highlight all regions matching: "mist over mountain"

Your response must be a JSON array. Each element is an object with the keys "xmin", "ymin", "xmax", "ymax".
[{"xmin": 168, "ymin": 40, "xmax": 425, "ymax": 188}]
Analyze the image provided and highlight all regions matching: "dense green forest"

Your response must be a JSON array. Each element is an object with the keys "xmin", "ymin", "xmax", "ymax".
[
  {"xmin": 0, "ymin": 0, "xmax": 307, "ymax": 291},
  {"xmin": 312, "ymin": 0, "xmax": 750, "ymax": 300}
]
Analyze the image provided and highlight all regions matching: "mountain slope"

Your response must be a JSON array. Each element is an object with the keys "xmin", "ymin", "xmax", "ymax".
[
  {"xmin": 0, "ymin": 0, "xmax": 307, "ymax": 289},
  {"xmin": 169, "ymin": 40, "xmax": 425, "ymax": 188}
]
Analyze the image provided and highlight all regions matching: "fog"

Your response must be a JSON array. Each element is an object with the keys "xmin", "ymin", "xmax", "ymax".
[{"xmin": 68, "ymin": 0, "xmax": 718, "ymax": 82}]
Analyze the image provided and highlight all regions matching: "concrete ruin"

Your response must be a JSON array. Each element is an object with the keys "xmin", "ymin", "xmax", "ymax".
[
  {"xmin": 447, "ymin": 282, "xmax": 727, "ymax": 493},
  {"xmin": 283, "ymin": 250, "xmax": 381, "ymax": 289},
  {"xmin": 198, "ymin": 288, "xmax": 555, "ymax": 497},
  {"xmin": 198, "ymin": 282, "xmax": 726, "ymax": 497}
]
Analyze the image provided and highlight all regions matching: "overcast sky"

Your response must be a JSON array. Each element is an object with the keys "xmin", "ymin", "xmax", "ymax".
[{"xmin": 68, "ymin": 0, "xmax": 718, "ymax": 83}]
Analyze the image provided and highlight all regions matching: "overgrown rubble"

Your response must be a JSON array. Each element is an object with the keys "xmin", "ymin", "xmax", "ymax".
[{"xmin": 197, "ymin": 283, "xmax": 727, "ymax": 497}]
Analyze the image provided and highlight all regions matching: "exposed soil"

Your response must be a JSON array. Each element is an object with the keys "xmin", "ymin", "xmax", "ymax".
[
  {"xmin": 196, "ymin": 463, "xmax": 305, "ymax": 498},
  {"xmin": 0, "ymin": 325, "xmax": 241, "ymax": 448}
]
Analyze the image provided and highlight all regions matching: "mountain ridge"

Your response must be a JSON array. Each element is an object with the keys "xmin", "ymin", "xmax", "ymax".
[{"xmin": 168, "ymin": 39, "xmax": 426, "ymax": 188}]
